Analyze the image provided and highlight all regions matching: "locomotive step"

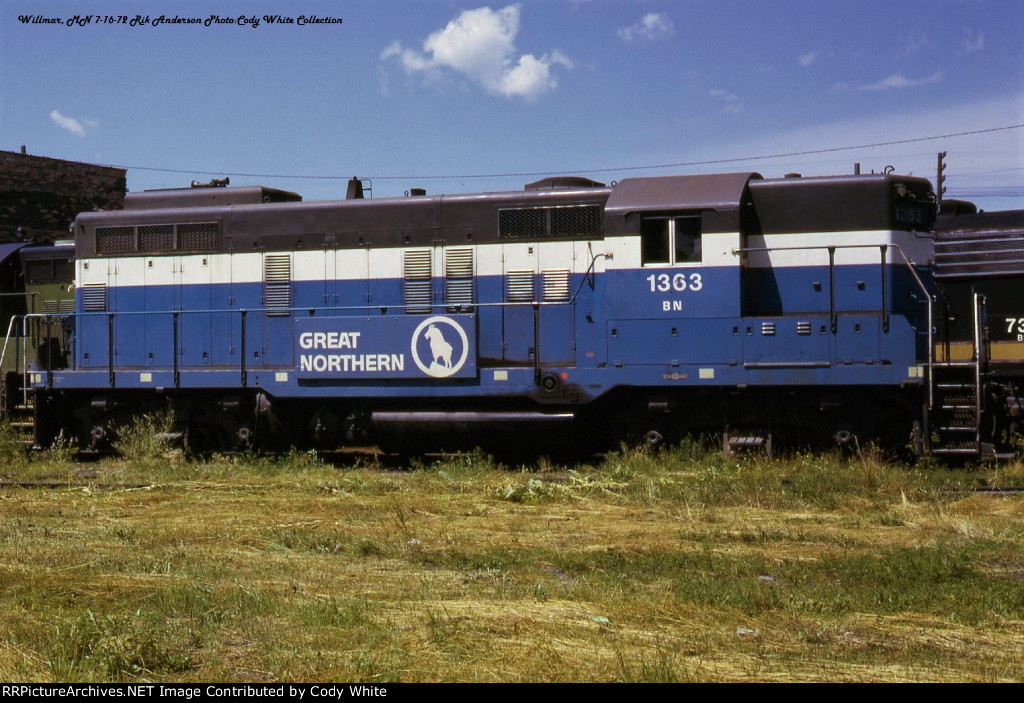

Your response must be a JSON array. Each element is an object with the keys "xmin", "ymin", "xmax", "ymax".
[
  {"xmin": 932, "ymin": 447, "xmax": 981, "ymax": 456},
  {"xmin": 727, "ymin": 436, "xmax": 766, "ymax": 447}
]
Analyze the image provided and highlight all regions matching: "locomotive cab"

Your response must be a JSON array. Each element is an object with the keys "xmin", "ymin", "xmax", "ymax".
[{"xmin": 598, "ymin": 171, "xmax": 937, "ymax": 450}]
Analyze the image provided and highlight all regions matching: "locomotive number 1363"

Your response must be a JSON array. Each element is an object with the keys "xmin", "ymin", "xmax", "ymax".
[{"xmin": 646, "ymin": 272, "xmax": 703, "ymax": 293}]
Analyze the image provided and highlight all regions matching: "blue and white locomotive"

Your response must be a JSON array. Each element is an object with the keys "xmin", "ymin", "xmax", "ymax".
[{"xmin": 30, "ymin": 170, "xmax": 952, "ymax": 455}]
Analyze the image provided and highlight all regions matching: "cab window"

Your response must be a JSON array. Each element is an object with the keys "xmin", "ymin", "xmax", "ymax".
[{"xmin": 641, "ymin": 215, "xmax": 701, "ymax": 265}]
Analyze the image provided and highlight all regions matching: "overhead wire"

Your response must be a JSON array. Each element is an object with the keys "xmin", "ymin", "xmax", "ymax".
[{"xmin": 108, "ymin": 124, "xmax": 1024, "ymax": 182}]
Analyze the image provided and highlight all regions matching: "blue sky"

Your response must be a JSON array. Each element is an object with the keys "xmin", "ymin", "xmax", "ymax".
[{"xmin": 3, "ymin": 1, "xmax": 1022, "ymax": 210}]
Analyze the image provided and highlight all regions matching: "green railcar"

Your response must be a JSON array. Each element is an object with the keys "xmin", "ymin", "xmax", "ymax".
[{"xmin": 0, "ymin": 242, "xmax": 74, "ymax": 422}]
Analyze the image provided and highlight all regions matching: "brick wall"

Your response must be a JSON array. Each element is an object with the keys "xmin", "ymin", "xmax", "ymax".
[{"xmin": 0, "ymin": 150, "xmax": 126, "ymax": 243}]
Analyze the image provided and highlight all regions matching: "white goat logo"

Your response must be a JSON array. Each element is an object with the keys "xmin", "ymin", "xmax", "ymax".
[{"xmin": 424, "ymin": 324, "xmax": 453, "ymax": 368}]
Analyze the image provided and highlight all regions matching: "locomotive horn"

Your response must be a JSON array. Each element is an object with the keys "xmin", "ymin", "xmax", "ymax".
[{"xmin": 191, "ymin": 177, "xmax": 230, "ymax": 188}]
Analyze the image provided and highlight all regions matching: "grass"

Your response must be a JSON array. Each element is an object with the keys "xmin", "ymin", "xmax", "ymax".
[{"xmin": 0, "ymin": 435, "xmax": 1022, "ymax": 682}]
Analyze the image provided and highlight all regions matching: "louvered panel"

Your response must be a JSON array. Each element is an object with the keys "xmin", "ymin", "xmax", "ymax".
[
  {"xmin": 264, "ymin": 254, "xmax": 292, "ymax": 315},
  {"xmin": 506, "ymin": 270, "xmax": 535, "ymax": 302},
  {"xmin": 445, "ymin": 247, "xmax": 474, "ymax": 277},
  {"xmin": 82, "ymin": 283, "xmax": 107, "ymax": 312},
  {"xmin": 404, "ymin": 249, "xmax": 432, "ymax": 313},
  {"xmin": 542, "ymin": 268, "xmax": 571, "ymax": 302},
  {"xmin": 59, "ymin": 299, "xmax": 76, "ymax": 314},
  {"xmin": 265, "ymin": 285, "xmax": 291, "ymax": 315},
  {"xmin": 264, "ymin": 254, "xmax": 292, "ymax": 283},
  {"xmin": 445, "ymin": 247, "xmax": 474, "ymax": 311}
]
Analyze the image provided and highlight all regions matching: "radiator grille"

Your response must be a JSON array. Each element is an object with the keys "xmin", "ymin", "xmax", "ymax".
[
  {"xmin": 95, "ymin": 227, "xmax": 134, "ymax": 254},
  {"xmin": 551, "ymin": 205, "xmax": 601, "ymax": 237},
  {"xmin": 177, "ymin": 223, "xmax": 220, "ymax": 251},
  {"xmin": 499, "ymin": 209, "xmax": 547, "ymax": 239},
  {"xmin": 499, "ymin": 204, "xmax": 602, "ymax": 239},
  {"xmin": 138, "ymin": 224, "xmax": 174, "ymax": 252},
  {"xmin": 94, "ymin": 222, "xmax": 220, "ymax": 255}
]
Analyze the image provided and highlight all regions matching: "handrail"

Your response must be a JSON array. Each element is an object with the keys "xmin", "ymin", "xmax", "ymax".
[
  {"xmin": 0, "ymin": 314, "xmax": 20, "ymax": 374},
  {"xmin": 973, "ymin": 292, "xmax": 985, "ymax": 453},
  {"xmin": 20, "ymin": 313, "xmax": 61, "ymax": 406},
  {"xmin": 0, "ymin": 292, "xmax": 42, "ymax": 378}
]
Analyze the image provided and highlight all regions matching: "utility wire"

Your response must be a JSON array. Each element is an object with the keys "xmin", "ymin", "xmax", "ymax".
[{"xmin": 110, "ymin": 124, "xmax": 1024, "ymax": 181}]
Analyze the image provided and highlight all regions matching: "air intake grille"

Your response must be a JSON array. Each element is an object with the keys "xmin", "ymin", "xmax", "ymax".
[
  {"xmin": 404, "ymin": 249, "xmax": 432, "ymax": 314},
  {"xmin": 82, "ymin": 283, "xmax": 107, "ymax": 312},
  {"xmin": 445, "ymin": 248, "xmax": 474, "ymax": 311},
  {"xmin": 264, "ymin": 254, "xmax": 292, "ymax": 316},
  {"xmin": 542, "ymin": 269, "xmax": 571, "ymax": 302},
  {"xmin": 507, "ymin": 270, "xmax": 535, "ymax": 302}
]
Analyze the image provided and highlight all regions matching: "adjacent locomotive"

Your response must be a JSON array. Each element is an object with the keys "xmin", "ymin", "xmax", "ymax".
[
  {"xmin": 933, "ymin": 204, "xmax": 1024, "ymax": 458},
  {"xmin": 0, "ymin": 241, "xmax": 75, "ymax": 428},
  {"xmin": 8, "ymin": 168, "xmax": 1020, "ymax": 459}
]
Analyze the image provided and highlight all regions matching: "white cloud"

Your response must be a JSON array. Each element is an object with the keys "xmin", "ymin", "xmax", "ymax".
[
  {"xmin": 50, "ymin": 109, "xmax": 92, "ymax": 137},
  {"xmin": 965, "ymin": 29, "xmax": 985, "ymax": 53},
  {"xmin": 859, "ymin": 71, "xmax": 944, "ymax": 91},
  {"xmin": 618, "ymin": 12, "xmax": 675, "ymax": 42},
  {"xmin": 380, "ymin": 5, "xmax": 571, "ymax": 101},
  {"xmin": 901, "ymin": 34, "xmax": 931, "ymax": 56},
  {"xmin": 798, "ymin": 51, "xmax": 819, "ymax": 68},
  {"xmin": 710, "ymin": 89, "xmax": 742, "ymax": 114}
]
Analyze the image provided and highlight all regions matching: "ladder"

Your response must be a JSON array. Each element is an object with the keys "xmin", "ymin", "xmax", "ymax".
[
  {"xmin": 930, "ymin": 292, "xmax": 998, "ymax": 461},
  {"xmin": 1, "ymin": 376, "xmax": 35, "ymax": 447}
]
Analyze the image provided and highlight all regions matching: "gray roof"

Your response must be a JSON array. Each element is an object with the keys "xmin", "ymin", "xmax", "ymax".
[{"xmin": 604, "ymin": 172, "xmax": 760, "ymax": 216}]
